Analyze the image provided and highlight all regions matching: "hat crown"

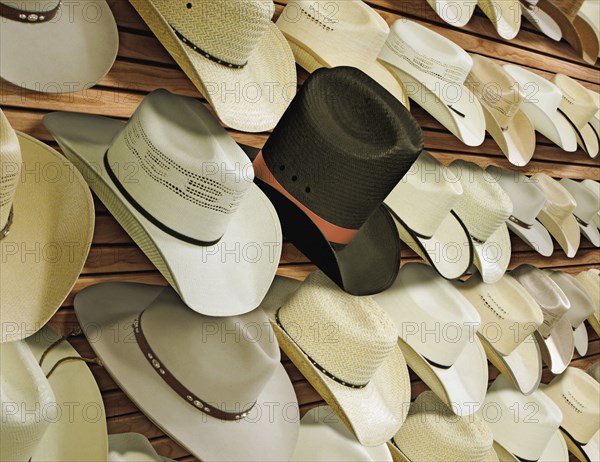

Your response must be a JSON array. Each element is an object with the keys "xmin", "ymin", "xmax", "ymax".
[
  {"xmin": 550, "ymin": 0, "xmax": 584, "ymax": 19},
  {"xmin": 0, "ymin": 110, "xmax": 21, "ymax": 233},
  {"xmin": 560, "ymin": 178, "xmax": 599, "ymax": 224},
  {"xmin": 450, "ymin": 160, "xmax": 513, "ymax": 242},
  {"xmin": 576, "ymin": 270, "xmax": 600, "ymax": 312},
  {"xmin": 140, "ymin": 287, "xmax": 281, "ymax": 411},
  {"xmin": 532, "ymin": 173, "xmax": 576, "ymax": 224},
  {"xmin": 278, "ymin": 271, "xmax": 398, "ymax": 386},
  {"xmin": 552, "ymin": 74, "xmax": 599, "ymax": 128},
  {"xmin": 582, "ymin": 179, "xmax": 600, "ymax": 199},
  {"xmin": 504, "ymin": 65, "xmax": 563, "ymax": 114},
  {"xmin": 106, "ymin": 89, "xmax": 253, "ymax": 244},
  {"xmin": 151, "ymin": 0, "xmax": 274, "ymax": 67},
  {"xmin": 547, "ymin": 271, "xmax": 595, "ymax": 327}
]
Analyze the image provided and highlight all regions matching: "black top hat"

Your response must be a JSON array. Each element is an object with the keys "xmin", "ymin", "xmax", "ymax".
[{"xmin": 254, "ymin": 66, "xmax": 422, "ymax": 295}]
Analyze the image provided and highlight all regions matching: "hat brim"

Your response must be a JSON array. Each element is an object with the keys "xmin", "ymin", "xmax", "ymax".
[
  {"xmin": 478, "ymin": 0, "xmax": 522, "ymax": 40},
  {"xmin": 108, "ymin": 433, "xmax": 176, "ymax": 462},
  {"xmin": 536, "ymin": 211, "xmax": 580, "ymax": 258},
  {"xmin": 534, "ymin": 316, "xmax": 575, "ymax": 375},
  {"xmin": 492, "ymin": 429, "xmax": 569, "ymax": 462},
  {"xmin": 388, "ymin": 440, "xmax": 499, "ymax": 462},
  {"xmin": 573, "ymin": 323, "xmax": 589, "ymax": 356},
  {"xmin": 507, "ymin": 217, "xmax": 554, "ymax": 257},
  {"xmin": 43, "ymin": 112, "xmax": 281, "ymax": 316},
  {"xmin": 577, "ymin": 124, "xmax": 600, "ymax": 158},
  {"xmin": 75, "ymin": 281, "xmax": 299, "ymax": 461},
  {"xmin": 576, "ymin": 430, "xmax": 600, "ymax": 462},
  {"xmin": 520, "ymin": 3, "xmax": 563, "ymax": 41},
  {"xmin": 427, "ymin": 0, "xmax": 475, "ymax": 27},
  {"xmin": 25, "ymin": 326, "xmax": 108, "ymax": 462},
  {"xmin": 483, "ymin": 106, "xmax": 536, "ymax": 167},
  {"xmin": 519, "ymin": 101, "xmax": 578, "ymax": 151},
  {"xmin": 0, "ymin": 133, "xmax": 94, "ymax": 343},
  {"xmin": 0, "ymin": 0, "xmax": 118, "ymax": 93},
  {"xmin": 128, "ymin": 0, "xmax": 296, "ymax": 132},
  {"xmin": 473, "ymin": 225, "xmax": 512, "ymax": 284},
  {"xmin": 579, "ymin": 220, "xmax": 600, "ymax": 247},
  {"xmin": 260, "ymin": 276, "xmax": 411, "ymax": 447},
  {"xmin": 589, "ymin": 314, "xmax": 600, "ymax": 337}
]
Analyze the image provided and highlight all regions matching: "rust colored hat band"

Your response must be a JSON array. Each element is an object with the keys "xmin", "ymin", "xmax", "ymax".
[
  {"xmin": 132, "ymin": 315, "xmax": 255, "ymax": 421},
  {"xmin": 253, "ymin": 151, "xmax": 359, "ymax": 245},
  {"xmin": 0, "ymin": 1, "xmax": 61, "ymax": 23}
]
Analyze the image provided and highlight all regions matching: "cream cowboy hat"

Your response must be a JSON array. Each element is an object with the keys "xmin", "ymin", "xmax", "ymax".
[
  {"xmin": 44, "ymin": 89, "xmax": 282, "ymax": 316},
  {"xmin": 532, "ymin": 173, "xmax": 581, "ymax": 258},
  {"xmin": 275, "ymin": 0, "xmax": 409, "ymax": 107},
  {"xmin": 389, "ymin": 391, "xmax": 499, "ymax": 462},
  {"xmin": 449, "ymin": 160, "xmax": 513, "ymax": 283},
  {"xmin": 384, "ymin": 151, "xmax": 473, "ymax": 280},
  {"xmin": 75, "ymin": 282, "xmax": 300, "ymax": 461},
  {"xmin": 258, "ymin": 271, "xmax": 411, "ymax": 446},
  {"xmin": 378, "ymin": 20, "xmax": 486, "ymax": 147},
  {"xmin": 520, "ymin": 0, "xmax": 563, "ymax": 41},
  {"xmin": 542, "ymin": 367, "xmax": 600, "ymax": 462},
  {"xmin": 561, "ymin": 179, "xmax": 600, "ymax": 246},
  {"xmin": 504, "ymin": 64, "xmax": 578, "ymax": 151},
  {"xmin": 576, "ymin": 269, "xmax": 600, "ymax": 337},
  {"xmin": 581, "ymin": 179, "xmax": 600, "ymax": 230},
  {"xmin": 128, "ymin": 0, "xmax": 296, "ymax": 132},
  {"xmin": 585, "ymin": 90, "xmax": 600, "ymax": 149},
  {"xmin": 578, "ymin": 0, "xmax": 600, "ymax": 58},
  {"xmin": 511, "ymin": 264, "xmax": 574, "ymax": 375},
  {"xmin": 455, "ymin": 272, "xmax": 544, "ymax": 395},
  {"xmin": 374, "ymin": 263, "xmax": 488, "ymax": 416},
  {"xmin": 487, "ymin": 165, "xmax": 554, "ymax": 257},
  {"xmin": 290, "ymin": 405, "xmax": 393, "ymax": 461},
  {"xmin": 109, "ymin": 433, "xmax": 175, "ymax": 462},
  {"xmin": 477, "ymin": 0, "xmax": 522, "ymax": 39},
  {"xmin": 466, "ymin": 54, "xmax": 536, "ymax": 166},
  {"xmin": 0, "ymin": 0, "xmax": 118, "ymax": 93},
  {"xmin": 424, "ymin": 0, "xmax": 476, "ymax": 27},
  {"xmin": 480, "ymin": 375, "xmax": 569, "ymax": 462},
  {"xmin": 0, "ymin": 109, "xmax": 94, "ymax": 343}
]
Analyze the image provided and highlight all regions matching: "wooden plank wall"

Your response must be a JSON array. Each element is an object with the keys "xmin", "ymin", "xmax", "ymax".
[{"xmin": 2, "ymin": 1, "xmax": 599, "ymax": 460}]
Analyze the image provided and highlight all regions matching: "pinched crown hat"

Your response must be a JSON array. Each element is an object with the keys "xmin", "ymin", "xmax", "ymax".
[
  {"xmin": 560, "ymin": 178, "xmax": 600, "ymax": 247},
  {"xmin": 582, "ymin": 179, "xmax": 600, "ymax": 229},
  {"xmin": 576, "ymin": 269, "xmax": 600, "ymax": 336}
]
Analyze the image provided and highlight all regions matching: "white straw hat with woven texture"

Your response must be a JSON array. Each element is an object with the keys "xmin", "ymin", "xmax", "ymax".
[
  {"xmin": 477, "ymin": 0, "xmax": 522, "ymax": 39},
  {"xmin": 0, "ymin": 109, "xmax": 94, "ymax": 343},
  {"xmin": 560, "ymin": 179, "xmax": 600, "ymax": 247},
  {"xmin": 259, "ymin": 271, "xmax": 411, "ymax": 447},
  {"xmin": 108, "ymin": 433, "xmax": 175, "ymax": 462},
  {"xmin": 425, "ymin": 0, "xmax": 476, "ymax": 27},
  {"xmin": 520, "ymin": 1, "xmax": 563, "ymax": 41},
  {"xmin": 374, "ymin": 263, "xmax": 488, "ymax": 416},
  {"xmin": 581, "ymin": 179, "xmax": 600, "ymax": 230},
  {"xmin": 576, "ymin": 269, "xmax": 600, "ymax": 336}
]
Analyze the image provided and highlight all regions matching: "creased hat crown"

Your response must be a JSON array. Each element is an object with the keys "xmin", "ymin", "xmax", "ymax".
[
  {"xmin": 532, "ymin": 173, "xmax": 576, "ymax": 224},
  {"xmin": 547, "ymin": 271, "xmax": 595, "ymax": 327},
  {"xmin": 552, "ymin": 74, "xmax": 599, "ymax": 128},
  {"xmin": 504, "ymin": 65, "xmax": 564, "ymax": 114},
  {"xmin": 560, "ymin": 178, "xmax": 599, "ymax": 224},
  {"xmin": 0, "ymin": 109, "xmax": 21, "ymax": 233}
]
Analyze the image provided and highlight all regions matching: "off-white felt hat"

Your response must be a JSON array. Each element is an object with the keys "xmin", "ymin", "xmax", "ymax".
[
  {"xmin": 520, "ymin": 0, "xmax": 563, "ymax": 41},
  {"xmin": 0, "ymin": 0, "xmax": 118, "ymax": 93},
  {"xmin": 560, "ymin": 178, "xmax": 600, "ymax": 246},
  {"xmin": 477, "ymin": 0, "xmax": 522, "ymax": 39},
  {"xmin": 108, "ymin": 433, "xmax": 175, "ymax": 462},
  {"xmin": 576, "ymin": 269, "xmax": 600, "ymax": 336}
]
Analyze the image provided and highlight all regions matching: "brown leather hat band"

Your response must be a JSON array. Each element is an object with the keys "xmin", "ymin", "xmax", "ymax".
[{"xmin": 0, "ymin": 1, "xmax": 61, "ymax": 23}]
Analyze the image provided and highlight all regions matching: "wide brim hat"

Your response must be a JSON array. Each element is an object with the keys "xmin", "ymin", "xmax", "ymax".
[
  {"xmin": 492, "ymin": 431, "xmax": 569, "ymax": 462},
  {"xmin": 0, "ymin": 0, "xmax": 118, "ymax": 93},
  {"xmin": 25, "ymin": 326, "xmax": 108, "ymax": 461},
  {"xmin": 128, "ymin": 0, "xmax": 296, "ymax": 132},
  {"xmin": 578, "ymin": 0, "xmax": 600, "ymax": 58},
  {"xmin": 426, "ymin": 0, "xmax": 475, "ymax": 27},
  {"xmin": 525, "ymin": 101, "xmax": 578, "ymax": 151},
  {"xmin": 1, "ymin": 131, "xmax": 94, "ymax": 343},
  {"xmin": 259, "ymin": 275, "xmax": 411, "ymax": 447},
  {"xmin": 580, "ymin": 219, "xmax": 600, "ymax": 246},
  {"xmin": 537, "ymin": 207, "xmax": 580, "ymax": 258},
  {"xmin": 507, "ymin": 216, "xmax": 554, "ymax": 257},
  {"xmin": 573, "ymin": 322, "xmax": 589, "ymax": 356},
  {"xmin": 520, "ymin": 2, "xmax": 563, "ymax": 41},
  {"xmin": 108, "ymin": 433, "xmax": 175, "ymax": 462},
  {"xmin": 44, "ymin": 112, "xmax": 281, "ymax": 316},
  {"xmin": 473, "ymin": 224, "xmax": 512, "ymax": 284},
  {"xmin": 478, "ymin": 0, "xmax": 522, "ymax": 39},
  {"xmin": 75, "ymin": 281, "xmax": 299, "ymax": 461},
  {"xmin": 534, "ymin": 316, "xmax": 575, "ymax": 375},
  {"xmin": 578, "ymin": 430, "xmax": 600, "ymax": 462}
]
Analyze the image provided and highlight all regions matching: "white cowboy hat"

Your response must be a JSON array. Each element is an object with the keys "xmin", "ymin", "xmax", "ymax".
[
  {"xmin": 449, "ymin": 160, "xmax": 513, "ymax": 283},
  {"xmin": 259, "ymin": 271, "xmax": 411, "ymax": 446},
  {"xmin": 290, "ymin": 405, "xmax": 393, "ymax": 461},
  {"xmin": 487, "ymin": 165, "xmax": 554, "ymax": 257},
  {"xmin": 0, "ymin": 0, "xmax": 118, "ymax": 93},
  {"xmin": 477, "ymin": 0, "xmax": 522, "ymax": 39},
  {"xmin": 108, "ymin": 433, "xmax": 175, "ymax": 462},
  {"xmin": 531, "ymin": 173, "xmax": 581, "ymax": 258},
  {"xmin": 44, "ymin": 89, "xmax": 282, "ymax": 316},
  {"xmin": 424, "ymin": 0, "xmax": 476, "ymax": 27},
  {"xmin": 581, "ymin": 179, "xmax": 600, "ymax": 230},
  {"xmin": 0, "ymin": 109, "xmax": 94, "ymax": 343},
  {"xmin": 578, "ymin": 0, "xmax": 600, "ymax": 58},
  {"xmin": 577, "ymin": 269, "xmax": 600, "ymax": 337},
  {"xmin": 520, "ymin": 0, "xmax": 563, "ymax": 40},
  {"xmin": 560, "ymin": 179, "xmax": 600, "ymax": 246},
  {"xmin": 378, "ymin": 20, "xmax": 486, "ymax": 147},
  {"xmin": 74, "ymin": 281, "xmax": 300, "ymax": 461},
  {"xmin": 390, "ymin": 391, "xmax": 499, "ymax": 462},
  {"xmin": 480, "ymin": 375, "xmax": 569, "ymax": 462},
  {"xmin": 455, "ymin": 272, "xmax": 544, "ymax": 395},
  {"xmin": 585, "ymin": 90, "xmax": 600, "ymax": 149},
  {"xmin": 128, "ymin": 0, "xmax": 296, "ymax": 132},
  {"xmin": 542, "ymin": 367, "xmax": 600, "ymax": 462},
  {"xmin": 373, "ymin": 263, "xmax": 488, "ymax": 416},
  {"xmin": 384, "ymin": 151, "xmax": 473, "ymax": 280},
  {"xmin": 275, "ymin": 0, "xmax": 409, "ymax": 107},
  {"xmin": 511, "ymin": 265, "xmax": 574, "ymax": 375},
  {"xmin": 466, "ymin": 54, "xmax": 536, "ymax": 166},
  {"xmin": 504, "ymin": 64, "xmax": 578, "ymax": 151}
]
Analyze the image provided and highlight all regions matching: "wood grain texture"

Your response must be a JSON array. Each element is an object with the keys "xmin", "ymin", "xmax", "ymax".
[{"xmin": 1, "ymin": 0, "xmax": 598, "ymax": 460}]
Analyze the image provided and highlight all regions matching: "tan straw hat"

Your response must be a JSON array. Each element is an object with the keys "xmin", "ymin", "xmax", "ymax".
[
  {"xmin": 561, "ymin": 178, "xmax": 600, "ymax": 246},
  {"xmin": 576, "ymin": 269, "xmax": 600, "ymax": 336},
  {"xmin": 0, "ymin": 109, "xmax": 94, "ymax": 343},
  {"xmin": 477, "ymin": 0, "xmax": 522, "ymax": 39}
]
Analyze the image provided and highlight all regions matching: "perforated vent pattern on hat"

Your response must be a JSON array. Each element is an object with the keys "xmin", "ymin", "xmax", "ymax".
[
  {"xmin": 0, "ymin": 110, "xmax": 22, "ymax": 231},
  {"xmin": 298, "ymin": 5, "xmax": 335, "ymax": 31}
]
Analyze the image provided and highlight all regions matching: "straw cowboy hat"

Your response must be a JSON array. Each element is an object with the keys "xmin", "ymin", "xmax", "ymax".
[
  {"xmin": 449, "ymin": 160, "xmax": 513, "ymax": 284},
  {"xmin": 390, "ymin": 391, "xmax": 499, "ymax": 462},
  {"xmin": 487, "ymin": 165, "xmax": 554, "ymax": 257},
  {"xmin": 290, "ymin": 405, "xmax": 393, "ymax": 461},
  {"xmin": 480, "ymin": 375, "xmax": 569, "ymax": 462},
  {"xmin": 542, "ymin": 367, "xmax": 600, "ymax": 462},
  {"xmin": 532, "ymin": 173, "xmax": 581, "ymax": 258},
  {"xmin": 551, "ymin": 74, "xmax": 600, "ymax": 157},
  {"xmin": 424, "ymin": 0, "xmax": 476, "ymax": 27},
  {"xmin": 504, "ymin": 64, "xmax": 578, "ymax": 151},
  {"xmin": 576, "ymin": 269, "xmax": 600, "ymax": 336},
  {"xmin": 537, "ymin": 0, "xmax": 599, "ymax": 64},
  {"xmin": 455, "ymin": 272, "xmax": 544, "ymax": 395},
  {"xmin": 581, "ymin": 179, "xmax": 600, "ymax": 229},
  {"xmin": 588, "ymin": 362, "xmax": 600, "ymax": 382},
  {"xmin": 75, "ymin": 282, "xmax": 300, "ymax": 461},
  {"xmin": 128, "ymin": 0, "xmax": 295, "ymax": 132},
  {"xmin": 560, "ymin": 179, "xmax": 600, "ymax": 246},
  {"xmin": 253, "ymin": 67, "xmax": 420, "ymax": 295},
  {"xmin": 521, "ymin": 0, "xmax": 563, "ymax": 41},
  {"xmin": 109, "ymin": 433, "xmax": 175, "ymax": 462},
  {"xmin": 511, "ymin": 264, "xmax": 574, "ymax": 375},
  {"xmin": 0, "ymin": 110, "xmax": 94, "ymax": 343},
  {"xmin": 546, "ymin": 270, "xmax": 595, "ymax": 357},
  {"xmin": 378, "ymin": 20, "xmax": 486, "ymax": 147},
  {"xmin": 466, "ymin": 55, "xmax": 536, "ymax": 166},
  {"xmin": 44, "ymin": 89, "xmax": 282, "ymax": 316},
  {"xmin": 477, "ymin": 0, "xmax": 522, "ymax": 39},
  {"xmin": 0, "ymin": 0, "xmax": 118, "ymax": 93},
  {"xmin": 374, "ymin": 263, "xmax": 488, "ymax": 416},
  {"xmin": 259, "ymin": 271, "xmax": 411, "ymax": 446},
  {"xmin": 384, "ymin": 151, "xmax": 473, "ymax": 280},
  {"xmin": 578, "ymin": 0, "xmax": 600, "ymax": 58},
  {"xmin": 276, "ymin": 0, "xmax": 409, "ymax": 107}
]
